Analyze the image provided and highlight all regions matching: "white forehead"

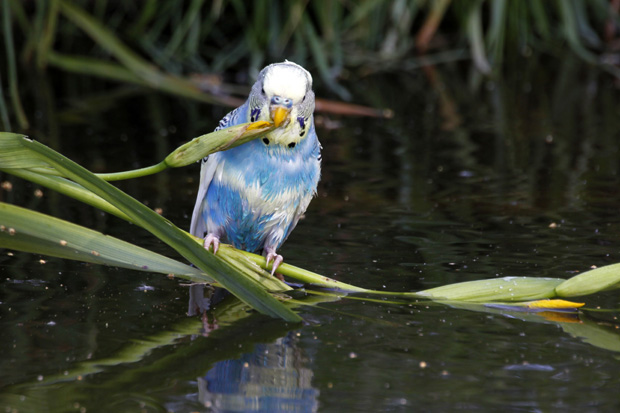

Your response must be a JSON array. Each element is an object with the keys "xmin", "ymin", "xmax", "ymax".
[{"xmin": 262, "ymin": 62, "xmax": 312, "ymax": 103}]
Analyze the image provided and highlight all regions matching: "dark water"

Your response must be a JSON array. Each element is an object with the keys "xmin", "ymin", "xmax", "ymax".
[{"xmin": 2, "ymin": 58, "xmax": 620, "ymax": 412}]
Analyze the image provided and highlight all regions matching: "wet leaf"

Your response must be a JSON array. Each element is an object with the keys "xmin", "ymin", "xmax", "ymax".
[
  {"xmin": 555, "ymin": 263, "xmax": 620, "ymax": 297},
  {"xmin": 417, "ymin": 276, "xmax": 563, "ymax": 302},
  {"xmin": 523, "ymin": 299, "xmax": 585, "ymax": 309}
]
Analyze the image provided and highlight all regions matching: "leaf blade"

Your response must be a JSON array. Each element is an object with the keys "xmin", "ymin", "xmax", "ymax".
[
  {"xmin": 416, "ymin": 276, "xmax": 563, "ymax": 302},
  {"xmin": 0, "ymin": 201, "xmax": 211, "ymax": 282},
  {"xmin": 12, "ymin": 135, "xmax": 301, "ymax": 322}
]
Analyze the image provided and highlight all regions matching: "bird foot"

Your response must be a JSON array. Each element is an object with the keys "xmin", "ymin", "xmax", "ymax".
[
  {"xmin": 203, "ymin": 233, "xmax": 220, "ymax": 254},
  {"xmin": 265, "ymin": 247, "xmax": 284, "ymax": 276}
]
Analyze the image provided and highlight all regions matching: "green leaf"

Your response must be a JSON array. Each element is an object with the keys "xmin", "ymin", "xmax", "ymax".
[
  {"xmin": 466, "ymin": 1, "xmax": 492, "ymax": 74},
  {"xmin": 556, "ymin": 0, "xmax": 597, "ymax": 63},
  {"xmin": 5, "ymin": 134, "xmax": 301, "ymax": 322},
  {"xmin": 164, "ymin": 121, "xmax": 275, "ymax": 167},
  {"xmin": 4, "ymin": 168, "xmax": 129, "ymax": 221},
  {"xmin": 56, "ymin": 0, "xmax": 241, "ymax": 107},
  {"xmin": 0, "ymin": 201, "xmax": 211, "ymax": 282},
  {"xmin": 96, "ymin": 121, "xmax": 277, "ymax": 181},
  {"xmin": 2, "ymin": 0, "xmax": 29, "ymax": 129},
  {"xmin": 0, "ymin": 132, "xmax": 51, "ymax": 169},
  {"xmin": 417, "ymin": 276, "xmax": 563, "ymax": 302},
  {"xmin": 555, "ymin": 263, "xmax": 620, "ymax": 297},
  {"xmin": 232, "ymin": 245, "xmax": 370, "ymax": 292}
]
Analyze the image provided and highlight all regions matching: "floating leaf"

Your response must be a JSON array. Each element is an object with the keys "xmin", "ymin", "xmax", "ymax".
[
  {"xmin": 523, "ymin": 299, "xmax": 585, "ymax": 310},
  {"xmin": 417, "ymin": 276, "xmax": 563, "ymax": 302},
  {"xmin": 234, "ymin": 245, "xmax": 370, "ymax": 293},
  {"xmin": 555, "ymin": 263, "xmax": 620, "ymax": 297}
]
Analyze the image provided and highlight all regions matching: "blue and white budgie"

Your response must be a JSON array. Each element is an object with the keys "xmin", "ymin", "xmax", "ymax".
[{"xmin": 190, "ymin": 61, "xmax": 321, "ymax": 275}]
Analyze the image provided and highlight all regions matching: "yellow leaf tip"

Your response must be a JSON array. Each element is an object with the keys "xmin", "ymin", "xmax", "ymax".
[{"xmin": 526, "ymin": 299, "xmax": 585, "ymax": 309}]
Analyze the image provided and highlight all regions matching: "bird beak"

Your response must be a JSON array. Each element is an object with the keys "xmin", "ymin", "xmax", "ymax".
[{"xmin": 270, "ymin": 105, "xmax": 291, "ymax": 128}]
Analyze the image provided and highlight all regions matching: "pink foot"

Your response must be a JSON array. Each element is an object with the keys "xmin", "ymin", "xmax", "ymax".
[
  {"xmin": 265, "ymin": 246, "xmax": 284, "ymax": 276},
  {"xmin": 203, "ymin": 233, "xmax": 220, "ymax": 254}
]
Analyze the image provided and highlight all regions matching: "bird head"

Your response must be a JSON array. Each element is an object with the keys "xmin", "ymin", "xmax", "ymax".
[{"xmin": 249, "ymin": 61, "xmax": 315, "ymax": 147}]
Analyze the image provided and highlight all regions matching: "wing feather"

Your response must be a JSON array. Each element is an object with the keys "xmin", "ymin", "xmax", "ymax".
[
  {"xmin": 190, "ymin": 104, "xmax": 247, "ymax": 237},
  {"xmin": 189, "ymin": 154, "xmax": 221, "ymax": 237}
]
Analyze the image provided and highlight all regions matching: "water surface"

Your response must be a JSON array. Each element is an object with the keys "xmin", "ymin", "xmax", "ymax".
[{"xmin": 2, "ymin": 59, "xmax": 620, "ymax": 412}]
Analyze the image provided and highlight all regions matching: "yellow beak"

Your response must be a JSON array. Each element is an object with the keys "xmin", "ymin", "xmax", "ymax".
[{"xmin": 270, "ymin": 105, "xmax": 291, "ymax": 128}]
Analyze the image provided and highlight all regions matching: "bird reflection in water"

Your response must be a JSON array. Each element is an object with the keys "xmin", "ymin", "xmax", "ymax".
[
  {"xmin": 187, "ymin": 284, "xmax": 320, "ymax": 412},
  {"xmin": 188, "ymin": 283, "xmax": 222, "ymax": 335}
]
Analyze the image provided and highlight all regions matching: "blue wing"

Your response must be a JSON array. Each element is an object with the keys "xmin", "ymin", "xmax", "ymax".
[
  {"xmin": 190, "ymin": 105, "xmax": 321, "ymax": 255},
  {"xmin": 189, "ymin": 103, "xmax": 248, "ymax": 238}
]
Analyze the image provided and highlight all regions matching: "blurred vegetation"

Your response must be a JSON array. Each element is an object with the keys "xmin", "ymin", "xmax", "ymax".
[{"xmin": 1, "ymin": 0, "xmax": 619, "ymax": 132}]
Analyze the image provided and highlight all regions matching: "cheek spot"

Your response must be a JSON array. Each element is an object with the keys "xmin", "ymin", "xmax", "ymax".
[
  {"xmin": 297, "ymin": 116, "xmax": 305, "ymax": 129},
  {"xmin": 288, "ymin": 142, "xmax": 296, "ymax": 148},
  {"xmin": 251, "ymin": 108, "xmax": 261, "ymax": 123}
]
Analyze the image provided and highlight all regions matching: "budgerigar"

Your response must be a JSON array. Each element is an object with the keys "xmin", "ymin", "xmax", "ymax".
[{"xmin": 190, "ymin": 61, "xmax": 321, "ymax": 275}]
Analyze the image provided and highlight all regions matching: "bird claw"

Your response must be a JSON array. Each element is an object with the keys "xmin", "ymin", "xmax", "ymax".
[
  {"xmin": 265, "ymin": 248, "xmax": 284, "ymax": 276},
  {"xmin": 203, "ymin": 233, "xmax": 220, "ymax": 254}
]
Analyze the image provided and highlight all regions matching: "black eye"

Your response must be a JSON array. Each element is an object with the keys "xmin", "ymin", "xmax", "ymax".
[{"xmin": 263, "ymin": 138, "xmax": 270, "ymax": 145}]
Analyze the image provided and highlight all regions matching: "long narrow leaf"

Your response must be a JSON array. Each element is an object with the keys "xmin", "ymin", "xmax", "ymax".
[
  {"xmin": 47, "ymin": 51, "xmax": 146, "ymax": 84},
  {"xmin": 3, "ymin": 168, "xmax": 129, "ymax": 221},
  {"xmin": 12, "ymin": 135, "xmax": 301, "ymax": 322},
  {"xmin": 57, "ymin": 0, "xmax": 241, "ymax": 107},
  {"xmin": 0, "ymin": 132, "xmax": 51, "ymax": 168},
  {"xmin": 417, "ymin": 276, "xmax": 563, "ymax": 302},
  {"xmin": 3, "ymin": 167, "xmax": 289, "ymax": 292},
  {"xmin": 0, "ymin": 202, "xmax": 211, "ymax": 282},
  {"xmin": 466, "ymin": 1, "xmax": 492, "ymax": 74},
  {"xmin": 555, "ymin": 263, "xmax": 620, "ymax": 297},
  {"xmin": 2, "ymin": 0, "xmax": 29, "ymax": 129},
  {"xmin": 97, "ymin": 121, "xmax": 275, "ymax": 181}
]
